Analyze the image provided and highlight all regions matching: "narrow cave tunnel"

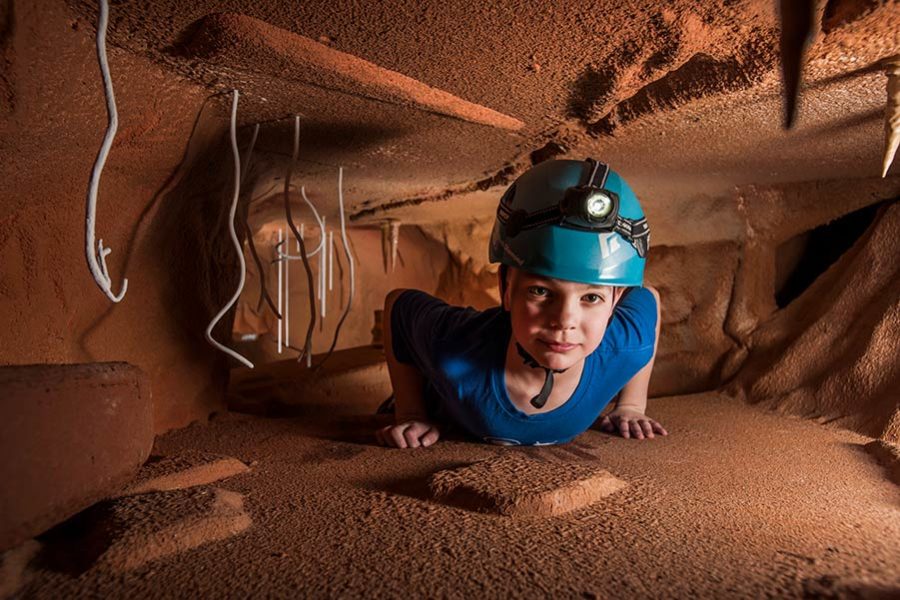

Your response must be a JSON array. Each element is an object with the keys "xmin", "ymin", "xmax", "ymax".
[{"xmin": 1, "ymin": 1, "xmax": 899, "ymax": 598}]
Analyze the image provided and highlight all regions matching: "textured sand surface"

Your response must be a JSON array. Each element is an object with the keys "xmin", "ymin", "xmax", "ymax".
[
  {"xmin": 115, "ymin": 451, "xmax": 250, "ymax": 497},
  {"xmin": 18, "ymin": 393, "xmax": 900, "ymax": 598}
]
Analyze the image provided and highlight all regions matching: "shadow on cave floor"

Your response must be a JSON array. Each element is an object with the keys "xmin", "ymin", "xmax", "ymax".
[{"xmin": 16, "ymin": 355, "xmax": 900, "ymax": 598}]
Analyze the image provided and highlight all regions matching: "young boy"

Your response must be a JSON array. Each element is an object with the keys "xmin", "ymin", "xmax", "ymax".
[{"xmin": 375, "ymin": 158, "xmax": 667, "ymax": 448}]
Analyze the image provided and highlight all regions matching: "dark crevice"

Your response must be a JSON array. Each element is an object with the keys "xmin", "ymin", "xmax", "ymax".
[
  {"xmin": 774, "ymin": 200, "xmax": 885, "ymax": 308},
  {"xmin": 822, "ymin": 0, "xmax": 881, "ymax": 34}
]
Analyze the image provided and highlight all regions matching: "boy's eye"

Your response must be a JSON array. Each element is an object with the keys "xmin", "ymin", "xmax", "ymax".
[
  {"xmin": 582, "ymin": 293, "xmax": 604, "ymax": 304},
  {"xmin": 527, "ymin": 286, "xmax": 550, "ymax": 297}
]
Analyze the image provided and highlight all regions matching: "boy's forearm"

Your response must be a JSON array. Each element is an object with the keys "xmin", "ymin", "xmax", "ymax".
[
  {"xmin": 384, "ymin": 290, "xmax": 429, "ymax": 421},
  {"xmin": 615, "ymin": 286, "xmax": 661, "ymax": 414}
]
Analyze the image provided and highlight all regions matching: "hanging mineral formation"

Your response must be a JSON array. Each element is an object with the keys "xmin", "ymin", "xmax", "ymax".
[
  {"xmin": 381, "ymin": 221, "xmax": 391, "ymax": 274},
  {"xmin": 778, "ymin": 0, "xmax": 815, "ymax": 129},
  {"xmin": 882, "ymin": 58, "xmax": 900, "ymax": 178},
  {"xmin": 389, "ymin": 221, "xmax": 400, "ymax": 272}
]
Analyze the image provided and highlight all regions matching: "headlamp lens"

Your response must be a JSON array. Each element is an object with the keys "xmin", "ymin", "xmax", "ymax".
[{"xmin": 585, "ymin": 191, "xmax": 613, "ymax": 220}]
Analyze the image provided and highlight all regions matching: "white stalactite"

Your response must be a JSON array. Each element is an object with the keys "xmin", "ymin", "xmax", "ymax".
[
  {"xmin": 85, "ymin": 0, "xmax": 128, "ymax": 302},
  {"xmin": 882, "ymin": 58, "xmax": 900, "ymax": 178},
  {"xmin": 389, "ymin": 221, "xmax": 400, "ymax": 272},
  {"xmin": 277, "ymin": 228, "xmax": 283, "ymax": 354},
  {"xmin": 284, "ymin": 233, "xmax": 290, "ymax": 349},
  {"xmin": 328, "ymin": 230, "xmax": 334, "ymax": 291},
  {"xmin": 204, "ymin": 89, "xmax": 254, "ymax": 369}
]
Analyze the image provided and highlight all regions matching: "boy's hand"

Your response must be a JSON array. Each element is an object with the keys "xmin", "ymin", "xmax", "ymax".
[
  {"xmin": 375, "ymin": 419, "xmax": 441, "ymax": 448},
  {"xmin": 599, "ymin": 407, "xmax": 668, "ymax": 440}
]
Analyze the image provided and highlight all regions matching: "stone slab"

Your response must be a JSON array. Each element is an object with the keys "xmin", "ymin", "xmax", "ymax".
[
  {"xmin": 429, "ymin": 453, "xmax": 627, "ymax": 517},
  {"xmin": 116, "ymin": 451, "xmax": 250, "ymax": 497},
  {"xmin": 0, "ymin": 363, "xmax": 153, "ymax": 551}
]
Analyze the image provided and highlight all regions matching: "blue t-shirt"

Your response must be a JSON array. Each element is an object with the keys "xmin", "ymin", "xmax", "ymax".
[{"xmin": 390, "ymin": 288, "xmax": 657, "ymax": 446}]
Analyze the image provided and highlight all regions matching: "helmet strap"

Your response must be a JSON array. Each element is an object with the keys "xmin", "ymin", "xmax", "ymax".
[{"xmin": 515, "ymin": 342, "xmax": 567, "ymax": 409}]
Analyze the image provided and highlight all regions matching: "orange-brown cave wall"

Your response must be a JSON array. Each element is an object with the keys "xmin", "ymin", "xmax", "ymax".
[{"xmin": 0, "ymin": 0, "xmax": 243, "ymax": 433}]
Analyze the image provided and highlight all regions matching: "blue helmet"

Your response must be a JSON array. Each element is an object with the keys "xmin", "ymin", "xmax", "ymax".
[{"xmin": 488, "ymin": 159, "xmax": 649, "ymax": 286}]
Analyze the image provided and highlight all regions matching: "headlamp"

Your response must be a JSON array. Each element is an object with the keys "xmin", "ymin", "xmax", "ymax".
[
  {"xmin": 496, "ymin": 158, "xmax": 650, "ymax": 258},
  {"xmin": 560, "ymin": 185, "xmax": 619, "ymax": 229}
]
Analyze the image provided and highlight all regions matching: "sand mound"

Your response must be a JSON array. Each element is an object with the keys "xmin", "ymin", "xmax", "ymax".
[
  {"xmin": 94, "ymin": 487, "xmax": 251, "ymax": 572},
  {"xmin": 429, "ymin": 453, "xmax": 627, "ymax": 517},
  {"xmin": 865, "ymin": 440, "xmax": 900, "ymax": 486},
  {"xmin": 115, "ymin": 451, "xmax": 250, "ymax": 497}
]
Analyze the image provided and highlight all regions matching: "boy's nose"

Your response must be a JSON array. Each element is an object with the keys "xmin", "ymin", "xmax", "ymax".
[{"xmin": 549, "ymin": 299, "xmax": 578, "ymax": 330}]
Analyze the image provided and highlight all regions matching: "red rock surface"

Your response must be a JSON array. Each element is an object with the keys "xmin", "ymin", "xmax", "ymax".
[{"xmin": 0, "ymin": 363, "xmax": 152, "ymax": 552}]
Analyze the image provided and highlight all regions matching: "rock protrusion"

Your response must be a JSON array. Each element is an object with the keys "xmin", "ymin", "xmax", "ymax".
[
  {"xmin": 429, "ymin": 453, "xmax": 627, "ymax": 517},
  {"xmin": 95, "ymin": 487, "xmax": 251, "ymax": 572},
  {"xmin": 864, "ymin": 439, "xmax": 900, "ymax": 485},
  {"xmin": 0, "ymin": 362, "xmax": 153, "ymax": 552},
  {"xmin": 116, "ymin": 451, "xmax": 250, "ymax": 497}
]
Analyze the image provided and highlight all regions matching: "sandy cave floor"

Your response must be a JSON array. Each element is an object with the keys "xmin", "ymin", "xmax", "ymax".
[{"xmin": 19, "ymin": 392, "xmax": 900, "ymax": 598}]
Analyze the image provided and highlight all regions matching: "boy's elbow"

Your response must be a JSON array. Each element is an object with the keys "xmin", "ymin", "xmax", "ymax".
[
  {"xmin": 384, "ymin": 288, "xmax": 409, "ymax": 312},
  {"xmin": 644, "ymin": 285, "xmax": 661, "ymax": 308}
]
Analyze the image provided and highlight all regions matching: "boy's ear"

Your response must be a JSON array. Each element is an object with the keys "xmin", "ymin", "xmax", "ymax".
[{"xmin": 499, "ymin": 265, "xmax": 511, "ymax": 311}]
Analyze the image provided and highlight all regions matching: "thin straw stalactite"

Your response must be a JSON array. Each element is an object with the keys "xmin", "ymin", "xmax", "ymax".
[
  {"xmin": 85, "ymin": 0, "xmax": 128, "ymax": 302},
  {"xmin": 282, "ymin": 116, "xmax": 319, "ymax": 365},
  {"xmin": 204, "ymin": 89, "xmax": 254, "ymax": 369},
  {"xmin": 317, "ymin": 166, "xmax": 356, "ymax": 367}
]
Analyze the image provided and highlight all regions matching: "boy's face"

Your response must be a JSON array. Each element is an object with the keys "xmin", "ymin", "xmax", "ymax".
[{"xmin": 503, "ymin": 268, "xmax": 621, "ymax": 371}]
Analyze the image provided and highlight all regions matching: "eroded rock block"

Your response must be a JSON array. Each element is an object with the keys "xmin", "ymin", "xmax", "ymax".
[
  {"xmin": 96, "ymin": 487, "xmax": 251, "ymax": 572},
  {"xmin": 116, "ymin": 451, "xmax": 250, "ymax": 497},
  {"xmin": 0, "ymin": 363, "xmax": 153, "ymax": 552},
  {"xmin": 429, "ymin": 453, "xmax": 627, "ymax": 517},
  {"xmin": 864, "ymin": 440, "xmax": 900, "ymax": 485}
]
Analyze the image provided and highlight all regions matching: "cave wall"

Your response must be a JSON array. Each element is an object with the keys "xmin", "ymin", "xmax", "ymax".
[
  {"xmin": 727, "ymin": 200, "xmax": 900, "ymax": 443},
  {"xmin": 0, "ymin": 1, "xmax": 240, "ymax": 433}
]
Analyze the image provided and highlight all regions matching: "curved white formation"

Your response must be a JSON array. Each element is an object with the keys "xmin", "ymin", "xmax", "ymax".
[
  {"xmin": 204, "ymin": 89, "xmax": 254, "ymax": 369},
  {"xmin": 326, "ymin": 167, "xmax": 356, "ymax": 353},
  {"xmin": 85, "ymin": 0, "xmax": 128, "ymax": 302},
  {"xmin": 882, "ymin": 58, "xmax": 900, "ymax": 178}
]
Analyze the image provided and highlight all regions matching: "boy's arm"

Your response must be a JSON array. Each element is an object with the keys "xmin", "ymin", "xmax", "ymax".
[
  {"xmin": 383, "ymin": 289, "xmax": 429, "ymax": 421},
  {"xmin": 601, "ymin": 286, "xmax": 668, "ymax": 439},
  {"xmin": 376, "ymin": 290, "xmax": 440, "ymax": 449}
]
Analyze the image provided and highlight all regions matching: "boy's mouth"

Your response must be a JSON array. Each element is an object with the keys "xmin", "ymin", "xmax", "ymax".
[{"xmin": 539, "ymin": 340, "xmax": 578, "ymax": 352}]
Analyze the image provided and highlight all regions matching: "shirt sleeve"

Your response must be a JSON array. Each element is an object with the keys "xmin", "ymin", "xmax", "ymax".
[
  {"xmin": 605, "ymin": 286, "xmax": 658, "ymax": 352},
  {"xmin": 389, "ymin": 289, "xmax": 477, "ymax": 367}
]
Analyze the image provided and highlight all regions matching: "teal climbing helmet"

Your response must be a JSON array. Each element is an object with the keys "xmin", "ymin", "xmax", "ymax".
[{"xmin": 489, "ymin": 158, "xmax": 649, "ymax": 286}]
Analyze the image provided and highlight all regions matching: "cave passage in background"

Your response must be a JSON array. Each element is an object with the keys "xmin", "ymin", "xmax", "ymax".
[{"xmin": 774, "ymin": 200, "xmax": 886, "ymax": 308}]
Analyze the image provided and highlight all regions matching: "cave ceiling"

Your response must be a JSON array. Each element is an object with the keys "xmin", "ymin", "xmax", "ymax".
[{"xmin": 69, "ymin": 0, "xmax": 900, "ymax": 230}]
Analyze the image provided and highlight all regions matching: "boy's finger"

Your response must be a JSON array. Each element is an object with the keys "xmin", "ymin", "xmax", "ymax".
[
  {"xmin": 389, "ymin": 425, "xmax": 410, "ymax": 448},
  {"xmin": 599, "ymin": 416, "xmax": 613, "ymax": 432},
  {"xmin": 651, "ymin": 420, "xmax": 669, "ymax": 436},
  {"xmin": 619, "ymin": 419, "xmax": 630, "ymax": 439},
  {"xmin": 639, "ymin": 420, "xmax": 655, "ymax": 439},
  {"xmin": 403, "ymin": 425, "xmax": 423, "ymax": 448},
  {"xmin": 630, "ymin": 420, "xmax": 645, "ymax": 440},
  {"xmin": 421, "ymin": 427, "xmax": 440, "ymax": 447}
]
